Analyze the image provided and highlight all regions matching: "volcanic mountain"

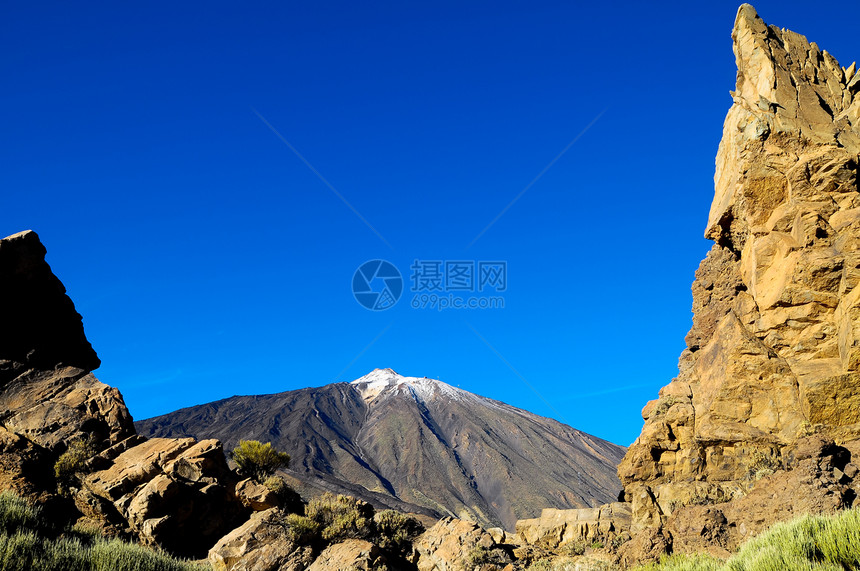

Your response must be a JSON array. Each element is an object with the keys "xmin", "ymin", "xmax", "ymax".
[{"xmin": 137, "ymin": 368, "xmax": 625, "ymax": 529}]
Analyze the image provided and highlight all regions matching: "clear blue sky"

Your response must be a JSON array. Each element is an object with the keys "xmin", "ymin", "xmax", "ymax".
[{"xmin": 3, "ymin": 1, "xmax": 859, "ymax": 446}]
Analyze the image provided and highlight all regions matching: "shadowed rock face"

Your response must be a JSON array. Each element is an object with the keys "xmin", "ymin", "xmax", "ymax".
[
  {"xmin": 137, "ymin": 368, "xmax": 626, "ymax": 530},
  {"xmin": 0, "ymin": 230, "xmax": 133, "ymax": 462},
  {"xmin": 0, "ymin": 230, "xmax": 246, "ymax": 559},
  {"xmin": 0, "ymin": 230, "xmax": 100, "ymax": 377},
  {"xmin": 615, "ymin": 3, "xmax": 860, "ymax": 560}
]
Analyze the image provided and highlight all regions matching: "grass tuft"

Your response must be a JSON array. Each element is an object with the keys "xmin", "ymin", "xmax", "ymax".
[
  {"xmin": 0, "ymin": 490, "xmax": 207, "ymax": 570},
  {"xmin": 634, "ymin": 508, "xmax": 860, "ymax": 571}
]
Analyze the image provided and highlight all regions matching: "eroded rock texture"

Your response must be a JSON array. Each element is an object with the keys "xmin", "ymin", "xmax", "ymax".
[
  {"xmin": 0, "ymin": 230, "xmax": 246, "ymax": 558},
  {"xmin": 0, "ymin": 230, "xmax": 134, "ymax": 499},
  {"xmin": 80, "ymin": 436, "xmax": 245, "ymax": 557},
  {"xmin": 617, "ymin": 3, "xmax": 860, "ymax": 558}
]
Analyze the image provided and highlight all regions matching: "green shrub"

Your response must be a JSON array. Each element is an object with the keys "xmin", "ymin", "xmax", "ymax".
[
  {"xmin": 282, "ymin": 513, "xmax": 322, "ymax": 545},
  {"xmin": 0, "ymin": 491, "xmax": 48, "ymax": 536},
  {"xmin": 744, "ymin": 450, "xmax": 780, "ymax": 483},
  {"xmin": 262, "ymin": 475, "xmax": 304, "ymax": 513},
  {"xmin": 374, "ymin": 510, "xmax": 423, "ymax": 554},
  {"xmin": 632, "ymin": 508, "xmax": 860, "ymax": 571},
  {"xmin": 0, "ymin": 491, "xmax": 207, "ymax": 570},
  {"xmin": 726, "ymin": 509, "xmax": 860, "ymax": 571},
  {"xmin": 306, "ymin": 493, "xmax": 374, "ymax": 542},
  {"xmin": 465, "ymin": 545, "xmax": 510, "ymax": 568},
  {"xmin": 70, "ymin": 519, "xmax": 106, "ymax": 544},
  {"xmin": 89, "ymin": 536, "xmax": 209, "ymax": 570},
  {"xmin": 54, "ymin": 437, "xmax": 98, "ymax": 489},
  {"xmin": 559, "ymin": 540, "xmax": 586, "ymax": 556},
  {"xmin": 229, "ymin": 440, "xmax": 290, "ymax": 482},
  {"xmin": 634, "ymin": 553, "xmax": 722, "ymax": 571}
]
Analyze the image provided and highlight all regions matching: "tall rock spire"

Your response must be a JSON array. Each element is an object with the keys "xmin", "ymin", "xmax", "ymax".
[{"xmin": 618, "ymin": 2, "xmax": 860, "ymax": 550}]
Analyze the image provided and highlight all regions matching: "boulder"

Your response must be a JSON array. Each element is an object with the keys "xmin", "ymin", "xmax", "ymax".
[
  {"xmin": 515, "ymin": 503, "xmax": 630, "ymax": 549},
  {"xmin": 412, "ymin": 517, "xmax": 499, "ymax": 571},
  {"xmin": 208, "ymin": 508, "xmax": 314, "ymax": 571},
  {"xmin": 235, "ymin": 478, "xmax": 279, "ymax": 511},
  {"xmin": 83, "ymin": 437, "xmax": 245, "ymax": 558},
  {"xmin": 306, "ymin": 539, "xmax": 384, "ymax": 571}
]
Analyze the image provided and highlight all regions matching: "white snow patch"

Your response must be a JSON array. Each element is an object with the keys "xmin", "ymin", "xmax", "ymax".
[{"xmin": 350, "ymin": 368, "xmax": 474, "ymax": 405}]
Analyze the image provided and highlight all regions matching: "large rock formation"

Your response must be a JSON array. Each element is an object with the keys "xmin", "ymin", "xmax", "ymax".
[
  {"xmin": 0, "ymin": 230, "xmax": 134, "ymax": 499},
  {"xmin": 0, "ymin": 230, "xmax": 246, "ymax": 558},
  {"xmin": 138, "ymin": 368, "xmax": 626, "ymax": 530},
  {"xmin": 80, "ymin": 436, "xmax": 246, "ymax": 556},
  {"xmin": 616, "ymin": 3, "xmax": 860, "ymax": 561}
]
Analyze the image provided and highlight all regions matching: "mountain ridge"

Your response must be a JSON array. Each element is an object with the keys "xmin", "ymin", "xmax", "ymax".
[{"xmin": 137, "ymin": 368, "xmax": 625, "ymax": 530}]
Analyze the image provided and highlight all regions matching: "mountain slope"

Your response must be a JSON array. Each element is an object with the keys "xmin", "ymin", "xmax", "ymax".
[{"xmin": 137, "ymin": 368, "xmax": 625, "ymax": 529}]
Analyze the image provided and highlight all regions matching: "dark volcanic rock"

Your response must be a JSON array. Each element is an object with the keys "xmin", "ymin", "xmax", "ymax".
[
  {"xmin": 0, "ymin": 230, "xmax": 99, "ymax": 376},
  {"xmin": 138, "ymin": 368, "xmax": 626, "ymax": 530}
]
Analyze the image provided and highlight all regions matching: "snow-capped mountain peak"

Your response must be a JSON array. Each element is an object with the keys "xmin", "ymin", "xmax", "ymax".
[{"xmin": 349, "ymin": 368, "xmax": 465, "ymax": 403}]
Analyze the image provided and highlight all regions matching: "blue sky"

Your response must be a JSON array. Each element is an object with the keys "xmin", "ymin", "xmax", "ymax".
[{"xmin": 3, "ymin": 1, "xmax": 859, "ymax": 446}]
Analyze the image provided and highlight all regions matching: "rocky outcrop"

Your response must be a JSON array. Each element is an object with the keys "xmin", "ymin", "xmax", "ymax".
[
  {"xmin": 208, "ymin": 508, "xmax": 314, "ymax": 571},
  {"xmin": 411, "ymin": 517, "xmax": 505, "ymax": 571},
  {"xmin": 0, "ymin": 230, "xmax": 100, "ymax": 375},
  {"xmin": 616, "ymin": 3, "xmax": 860, "ymax": 561},
  {"xmin": 515, "ymin": 503, "xmax": 630, "ymax": 549},
  {"xmin": 0, "ymin": 230, "xmax": 134, "ymax": 500},
  {"xmin": 0, "ymin": 231, "xmax": 133, "ymax": 451},
  {"xmin": 80, "ymin": 436, "xmax": 246, "ymax": 557},
  {"xmin": 0, "ymin": 230, "xmax": 247, "ymax": 558}
]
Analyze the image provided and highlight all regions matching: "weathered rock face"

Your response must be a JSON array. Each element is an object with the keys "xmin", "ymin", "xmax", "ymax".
[
  {"xmin": 80, "ymin": 436, "xmax": 246, "ymax": 558},
  {"xmin": 618, "ymin": 2, "xmax": 860, "ymax": 555},
  {"xmin": 306, "ymin": 539, "xmax": 385, "ymax": 571},
  {"xmin": 655, "ymin": 435, "xmax": 854, "ymax": 560},
  {"xmin": 515, "ymin": 503, "xmax": 630, "ymax": 550},
  {"xmin": 0, "ymin": 230, "xmax": 100, "ymax": 375},
  {"xmin": 208, "ymin": 508, "xmax": 314, "ymax": 571},
  {"xmin": 0, "ymin": 366, "xmax": 135, "ymax": 451},
  {"xmin": 0, "ymin": 230, "xmax": 134, "ymax": 498},
  {"xmin": 411, "ymin": 517, "xmax": 505, "ymax": 571},
  {"xmin": 235, "ymin": 477, "xmax": 279, "ymax": 512}
]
